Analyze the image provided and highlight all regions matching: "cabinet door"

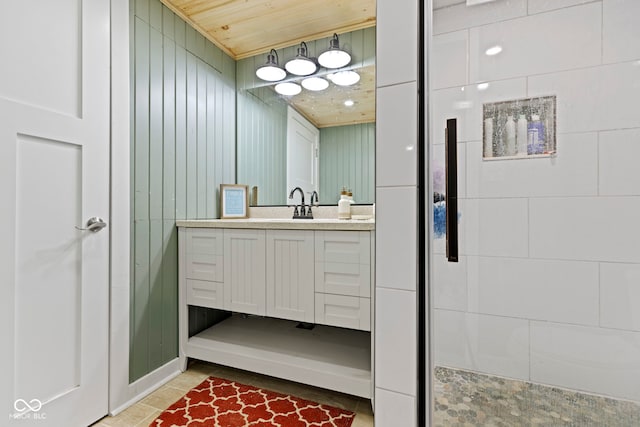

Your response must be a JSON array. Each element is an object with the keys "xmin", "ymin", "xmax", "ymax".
[
  {"xmin": 266, "ymin": 230, "xmax": 315, "ymax": 322},
  {"xmin": 315, "ymin": 231, "xmax": 371, "ymax": 297},
  {"xmin": 223, "ymin": 229, "xmax": 266, "ymax": 315}
]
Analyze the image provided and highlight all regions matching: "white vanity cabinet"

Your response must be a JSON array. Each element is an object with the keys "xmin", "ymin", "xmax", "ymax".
[
  {"xmin": 177, "ymin": 220, "xmax": 375, "ymax": 399},
  {"xmin": 266, "ymin": 230, "xmax": 315, "ymax": 323}
]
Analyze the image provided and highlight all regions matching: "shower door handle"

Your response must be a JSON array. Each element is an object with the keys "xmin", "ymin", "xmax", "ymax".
[{"xmin": 445, "ymin": 118, "xmax": 459, "ymax": 262}]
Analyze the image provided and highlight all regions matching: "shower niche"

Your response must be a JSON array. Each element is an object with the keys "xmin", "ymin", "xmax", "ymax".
[{"xmin": 482, "ymin": 95, "xmax": 556, "ymax": 160}]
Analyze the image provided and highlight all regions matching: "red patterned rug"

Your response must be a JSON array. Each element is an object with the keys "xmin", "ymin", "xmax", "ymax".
[{"xmin": 149, "ymin": 376, "xmax": 356, "ymax": 427}]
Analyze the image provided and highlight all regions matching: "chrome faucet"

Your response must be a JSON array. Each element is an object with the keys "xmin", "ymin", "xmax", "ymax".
[{"xmin": 289, "ymin": 187, "xmax": 314, "ymax": 219}]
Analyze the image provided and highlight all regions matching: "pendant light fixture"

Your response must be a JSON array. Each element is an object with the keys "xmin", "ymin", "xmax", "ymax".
[
  {"xmin": 328, "ymin": 70, "xmax": 360, "ymax": 86},
  {"xmin": 301, "ymin": 76, "xmax": 329, "ymax": 91},
  {"xmin": 318, "ymin": 33, "xmax": 351, "ymax": 69},
  {"xmin": 256, "ymin": 49, "xmax": 286, "ymax": 82},
  {"xmin": 275, "ymin": 82, "xmax": 302, "ymax": 96},
  {"xmin": 285, "ymin": 42, "xmax": 317, "ymax": 76}
]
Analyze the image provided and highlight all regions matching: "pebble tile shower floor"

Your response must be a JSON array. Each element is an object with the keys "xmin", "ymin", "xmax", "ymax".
[{"xmin": 434, "ymin": 366, "xmax": 640, "ymax": 427}]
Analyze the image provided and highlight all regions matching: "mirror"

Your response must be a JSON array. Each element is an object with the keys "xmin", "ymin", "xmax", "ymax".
[{"xmin": 236, "ymin": 28, "xmax": 376, "ymax": 206}]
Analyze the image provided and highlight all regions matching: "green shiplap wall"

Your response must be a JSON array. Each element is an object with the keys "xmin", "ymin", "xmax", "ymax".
[
  {"xmin": 130, "ymin": 0, "xmax": 236, "ymax": 383},
  {"xmin": 319, "ymin": 123, "xmax": 376, "ymax": 204},
  {"xmin": 236, "ymin": 88, "xmax": 288, "ymax": 206}
]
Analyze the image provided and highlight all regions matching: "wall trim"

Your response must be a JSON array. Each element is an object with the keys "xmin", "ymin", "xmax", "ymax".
[
  {"xmin": 108, "ymin": 0, "xmax": 134, "ymax": 415},
  {"xmin": 110, "ymin": 359, "xmax": 182, "ymax": 416}
]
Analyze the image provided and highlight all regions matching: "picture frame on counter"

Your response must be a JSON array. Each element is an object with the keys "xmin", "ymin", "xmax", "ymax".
[{"xmin": 220, "ymin": 184, "xmax": 249, "ymax": 219}]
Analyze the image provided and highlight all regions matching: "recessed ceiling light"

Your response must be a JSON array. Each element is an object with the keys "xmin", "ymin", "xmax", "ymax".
[
  {"xmin": 485, "ymin": 45, "xmax": 503, "ymax": 56},
  {"xmin": 477, "ymin": 82, "xmax": 489, "ymax": 90},
  {"xmin": 275, "ymin": 82, "xmax": 302, "ymax": 96},
  {"xmin": 344, "ymin": 100, "xmax": 354, "ymax": 107}
]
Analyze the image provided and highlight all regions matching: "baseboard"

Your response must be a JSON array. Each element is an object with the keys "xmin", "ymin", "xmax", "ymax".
[{"xmin": 109, "ymin": 358, "xmax": 182, "ymax": 416}]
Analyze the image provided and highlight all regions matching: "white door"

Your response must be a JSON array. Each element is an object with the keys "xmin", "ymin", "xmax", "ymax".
[
  {"xmin": 0, "ymin": 1, "xmax": 110, "ymax": 426},
  {"xmin": 286, "ymin": 107, "xmax": 319, "ymax": 204}
]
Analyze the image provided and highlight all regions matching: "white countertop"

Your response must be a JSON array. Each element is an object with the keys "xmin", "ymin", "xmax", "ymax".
[{"xmin": 176, "ymin": 217, "xmax": 375, "ymax": 231}]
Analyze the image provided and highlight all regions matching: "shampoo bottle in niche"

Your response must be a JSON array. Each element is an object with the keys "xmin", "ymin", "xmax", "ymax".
[
  {"xmin": 338, "ymin": 188, "xmax": 351, "ymax": 220},
  {"xmin": 483, "ymin": 117, "xmax": 494, "ymax": 158},
  {"xmin": 504, "ymin": 115, "xmax": 516, "ymax": 156},
  {"xmin": 516, "ymin": 114, "xmax": 528, "ymax": 155},
  {"xmin": 527, "ymin": 114, "xmax": 545, "ymax": 154},
  {"xmin": 494, "ymin": 114, "xmax": 505, "ymax": 157}
]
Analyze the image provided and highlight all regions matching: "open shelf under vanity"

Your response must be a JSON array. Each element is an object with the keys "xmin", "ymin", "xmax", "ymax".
[{"xmin": 184, "ymin": 314, "xmax": 372, "ymax": 398}]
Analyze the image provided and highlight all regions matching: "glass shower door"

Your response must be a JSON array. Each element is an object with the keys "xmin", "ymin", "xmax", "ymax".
[{"xmin": 428, "ymin": 0, "xmax": 640, "ymax": 425}]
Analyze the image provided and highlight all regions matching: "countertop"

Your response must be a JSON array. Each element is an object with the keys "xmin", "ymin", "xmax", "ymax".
[{"xmin": 176, "ymin": 217, "xmax": 375, "ymax": 231}]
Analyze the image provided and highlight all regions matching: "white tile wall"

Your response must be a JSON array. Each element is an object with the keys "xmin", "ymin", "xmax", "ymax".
[
  {"xmin": 375, "ymin": 288, "xmax": 417, "ymax": 395},
  {"xmin": 466, "ymin": 133, "xmax": 599, "ymax": 198},
  {"xmin": 529, "ymin": 197, "xmax": 640, "ymax": 263},
  {"xmin": 376, "ymin": 83, "xmax": 417, "ymax": 187},
  {"xmin": 433, "ymin": 254, "xmax": 467, "ymax": 311},
  {"xmin": 432, "ymin": 30, "xmax": 468, "ymax": 89},
  {"xmin": 374, "ymin": 389, "xmax": 416, "ymax": 427},
  {"xmin": 376, "ymin": 187, "xmax": 416, "ymax": 291},
  {"xmin": 376, "ymin": 0, "xmax": 417, "ymax": 87},
  {"xmin": 603, "ymin": 0, "xmax": 640, "ymax": 64},
  {"xmin": 434, "ymin": 309, "xmax": 530, "ymax": 380},
  {"xmin": 530, "ymin": 322, "xmax": 640, "ymax": 401},
  {"xmin": 433, "ymin": 0, "xmax": 527, "ymax": 35},
  {"xmin": 528, "ymin": 62, "xmax": 640, "ymax": 134},
  {"xmin": 470, "ymin": 3, "xmax": 601, "ymax": 83},
  {"xmin": 434, "ymin": 0, "xmax": 465, "ymax": 10},
  {"xmin": 527, "ymin": 0, "xmax": 595, "ymax": 15},
  {"xmin": 599, "ymin": 128, "xmax": 640, "ymax": 196},
  {"xmin": 600, "ymin": 262, "xmax": 640, "ymax": 331},
  {"xmin": 463, "ymin": 198, "xmax": 528, "ymax": 257},
  {"xmin": 432, "ymin": 78, "xmax": 527, "ymax": 144},
  {"xmin": 467, "ymin": 257, "xmax": 600, "ymax": 325},
  {"xmin": 376, "ymin": 0, "xmax": 418, "ymax": 421}
]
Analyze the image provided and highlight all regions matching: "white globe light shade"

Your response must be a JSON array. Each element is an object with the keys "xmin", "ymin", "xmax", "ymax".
[
  {"xmin": 301, "ymin": 77, "xmax": 329, "ymax": 91},
  {"xmin": 275, "ymin": 82, "xmax": 302, "ymax": 96},
  {"xmin": 285, "ymin": 58, "xmax": 317, "ymax": 76},
  {"xmin": 330, "ymin": 70, "xmax": 360, "ymax": 86},
  {"xmin": 318, "ymin": 50, "xmax": 351, "ymax": 69},
  {"xmin": 256, "ymin": 65, "xmax": 286, "ymax": 82}
]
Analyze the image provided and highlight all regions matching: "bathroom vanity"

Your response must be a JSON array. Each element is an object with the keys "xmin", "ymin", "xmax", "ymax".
[{"xmin": 176, "ymin": 216, "xmax": 375, "ymax": 398}]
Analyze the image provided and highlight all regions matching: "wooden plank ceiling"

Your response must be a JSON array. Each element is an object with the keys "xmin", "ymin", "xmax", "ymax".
[{"xmin": 161, "ymin": 0, "xmax": 376, "ymax": 127}]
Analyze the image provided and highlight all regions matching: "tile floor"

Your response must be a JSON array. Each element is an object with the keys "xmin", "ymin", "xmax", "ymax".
[
  {"xmin": 91, "ymin": 361, "xmax": 374, "ymax": 427},
  {"xmin": 433, "ymin": 366, "xmax": 640, "ymax": 427}
]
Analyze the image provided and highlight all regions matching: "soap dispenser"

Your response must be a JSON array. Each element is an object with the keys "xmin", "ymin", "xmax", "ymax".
[{"xmin": 338, "ymin": 188, "xmax": 351, "ymax": 220}]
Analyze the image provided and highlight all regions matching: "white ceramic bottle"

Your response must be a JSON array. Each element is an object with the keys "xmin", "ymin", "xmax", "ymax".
[
  {"xmin": 504, "ymin": 115, "xmax": 516, "ymax": 156},
  {"xmin": 516, "ymin": 114, "xmax": 528, "ymax": 156},
  {"xmin": 338, "ymin": 188, "xmax": 351, "ymax": 219}
]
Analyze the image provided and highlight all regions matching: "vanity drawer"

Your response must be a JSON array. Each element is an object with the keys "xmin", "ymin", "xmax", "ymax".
[
  {"xmin": 315, "ymin": 262, "xmax": 370, "ymax": 298},
  {"xmin": 186, "ymin": 228, "xmax": 223, "ymax": 255},
  {"xmin": 185, "ymin": 253, "xmax": 223, "ymax": 282},
  {"xmin": 315, "ymin": 294, "xmax": 370, "ymax": 331},
  {"xmin": 315, "ymin": 231, "xmax": 370, "ymax": 264},
  {"xmin": 186, "ymin": 279, "xmax": 224, "ymax": 309}
]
